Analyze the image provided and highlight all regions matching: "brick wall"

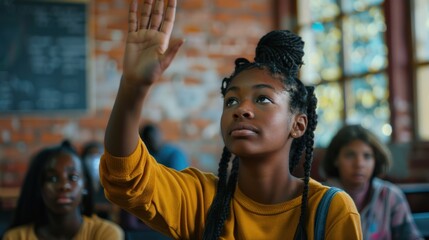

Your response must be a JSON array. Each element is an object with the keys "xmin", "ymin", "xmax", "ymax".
[{"xmin": 0, "ymin": 0, "xmax": 274, "ymax": 190}]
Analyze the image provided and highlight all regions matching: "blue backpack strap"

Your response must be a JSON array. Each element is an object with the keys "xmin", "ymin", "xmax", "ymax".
[{"xmin": 314, "ymin": 187, "xmax": 343, "ymax": 240}]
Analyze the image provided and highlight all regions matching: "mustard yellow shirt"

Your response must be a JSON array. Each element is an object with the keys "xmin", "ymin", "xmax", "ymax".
[
  {"xmin": 100, "ymin": 140, "xmax": 362, "ymax": 239},
  {"xmin": 2, "ymin": 215, "xmax": 124, "ymax": 240}
]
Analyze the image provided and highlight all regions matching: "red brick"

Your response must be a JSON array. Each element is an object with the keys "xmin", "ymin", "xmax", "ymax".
[
  {"xmin": 0, "ymin": 118, "xmax": 13, "ymax": 130},
  {"xmin": 249, "ymin": 2, "xmax": 270, "ymax": 12},
  {"xmin": 181, "ymin": 0, "xmax": 204, "ymax": 9},
  {"xmin": 157, "ymin": 121, "xmax": 183, "ymax": 141},
  {"xmin": 11, "ymin": 132, "xmax": 35, "ymax": 143},
  {"xmin": 215, "ymin": 0, "xmax": 242, "ymax": 9},
  {"xmin": 184, "ymin": 77, "xmax": 201, "ymax": 85},
  {"xmin": 79, "ymin": 117, "xmax": 108, "ymax": 129},
  {"xmin": 40, "ymin": 133, "xmax": 65, "ymax": 145}
]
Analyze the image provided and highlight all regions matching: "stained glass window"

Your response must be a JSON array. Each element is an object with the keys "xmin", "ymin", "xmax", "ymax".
[
  {"xmin": 297, "ymin": 0, "xmax": 389, "ymax": 146},
  {"xmin": 343, "ymin": 7, "xmax": 387, "ymax": 75},
  {"xmin": 314, "ymin": 82, "xmax": 343, "ymax": 146},
  {"xmin": 346, "ymin": 74, "xmax": 390, "ymax": 142}
]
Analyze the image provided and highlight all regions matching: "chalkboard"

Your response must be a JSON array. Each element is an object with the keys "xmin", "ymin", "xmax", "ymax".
[{"xmin": 0, "ymin": 0, "xmax": 88, "ymax": 112}]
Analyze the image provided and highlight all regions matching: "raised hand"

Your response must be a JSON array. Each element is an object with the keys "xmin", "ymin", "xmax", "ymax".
[{"xmin": 122, "ymin": 0, "xmax": 182, "ymax": 87}]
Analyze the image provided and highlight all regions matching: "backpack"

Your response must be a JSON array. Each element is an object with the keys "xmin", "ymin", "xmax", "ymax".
[{"xmin": 314, "ymin": 187, "xmax": 343, "ymax": 240}]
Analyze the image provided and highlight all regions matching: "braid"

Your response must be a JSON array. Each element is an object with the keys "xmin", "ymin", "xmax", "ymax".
[
  {"xmin": 296, "ymin": 86, "xmax": 318, "ymax": 239},
  {"xmin": 214, "ymin": 156, "xmax": 239, "ymax": 239},
  {"xmin": 203, "ymin": 147, "xmax": 231, "ymax": 240}
]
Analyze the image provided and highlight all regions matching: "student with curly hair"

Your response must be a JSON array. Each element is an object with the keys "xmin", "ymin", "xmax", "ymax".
[
  {"xmin": 322, "ymin": 124, "xmax": 423, "ymax": 240},
  {"xmin": 100, "ymin": 0, "xmax": 362, "ymax": 239},
  {"xmin": 2, "ymin": 141, "xmax": 124, "ymax": 239}
]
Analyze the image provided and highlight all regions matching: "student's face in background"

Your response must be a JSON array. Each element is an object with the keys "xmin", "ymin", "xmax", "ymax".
[
  {"xmin": 336, "ymin": 140, "xmax": 375, "ymax": 187},
  {"xmin": 42, "ymin": 152, "xmax": 85, "ymax": 214}
]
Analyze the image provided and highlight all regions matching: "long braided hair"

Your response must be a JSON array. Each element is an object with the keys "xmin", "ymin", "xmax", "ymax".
[{"xmin": 202, "ymin": 30, "xmax": 318, "ymax": 240}]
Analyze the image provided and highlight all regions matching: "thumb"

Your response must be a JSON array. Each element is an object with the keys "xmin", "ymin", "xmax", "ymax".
[{"xmin": 160, "ymin": 38, "xmax": 185, "ymax": 70}]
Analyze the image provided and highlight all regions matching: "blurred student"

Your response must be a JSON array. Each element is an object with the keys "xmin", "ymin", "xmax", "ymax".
[
  {"xmin": 81, "ymin": 141, "xmax": 112, "ymax": 220},
  {"xmin": 140, "ymin": 123, "xmax": 189, "ymax": 170},
  {"xmin": 322, "ymin": 124, "xmax": 423, "ymax": 240},
  {"xmin": 2, "ymin": 140, "xmax": 124, "ymax": 239}
]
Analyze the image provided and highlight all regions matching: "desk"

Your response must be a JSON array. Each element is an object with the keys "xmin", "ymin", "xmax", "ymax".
[{"xmin": 397, "ymin": 183, "xmax": 429, "ymax": 194}]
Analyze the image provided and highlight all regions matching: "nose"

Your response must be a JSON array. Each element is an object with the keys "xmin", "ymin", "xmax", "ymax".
[
  {"xmin": 233, "ymin": 101, "xmax": 254, "ymax": 119},
  {"xmin": 355, "ymin": 156, "xmax": 366, "ymax": 168},
  {"xmin": 58, "ymin": 177, "xmax": 72, "ymax": 191}
]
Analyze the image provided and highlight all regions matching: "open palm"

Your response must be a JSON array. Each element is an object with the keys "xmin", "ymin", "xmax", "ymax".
[{"xmin": 122, "ymin": 0, "xmax": 181, "ymax": 86}]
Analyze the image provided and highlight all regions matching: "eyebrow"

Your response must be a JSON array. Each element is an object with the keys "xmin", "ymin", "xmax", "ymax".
[
  {"xmin": 45, "ymin": 166, "xmax": 79, "ymax": 173},
  {"xmin": 225, "ymin": 84, "xmax": 276, "ymax": 94}
]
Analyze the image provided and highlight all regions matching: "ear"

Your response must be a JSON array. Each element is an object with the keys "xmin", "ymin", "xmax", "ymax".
[{"xmin": 290, "ymin": 113, "xmax": 307, "ymax": 138}]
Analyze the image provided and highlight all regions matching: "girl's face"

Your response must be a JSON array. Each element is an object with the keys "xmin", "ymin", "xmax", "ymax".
[
  {"xmin": 221, "ymin": 68, "xmax": 293, "ymax": 158},
  {"xmin": 336, "ymin": 140, "xmax": 375, "ymax": 187},
  {"xmin": 42, "ymin": 152, "xmax": 85, "ymax": 214}
]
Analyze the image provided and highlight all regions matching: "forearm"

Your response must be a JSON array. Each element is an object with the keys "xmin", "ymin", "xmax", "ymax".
[{"xmin": 105, "ymin": 78, "xmax": 151, "ymax": 156}]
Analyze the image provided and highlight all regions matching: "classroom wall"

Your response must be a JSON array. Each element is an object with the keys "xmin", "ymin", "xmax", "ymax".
[{"xmin": 0, "ymin": 0, "xmax": 274, "ymax": 197}]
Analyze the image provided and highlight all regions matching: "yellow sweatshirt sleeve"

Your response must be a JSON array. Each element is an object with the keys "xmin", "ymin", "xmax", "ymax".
[{"xmin": 99, "ymin": 139, "xmax": 217, "ymax": 239}]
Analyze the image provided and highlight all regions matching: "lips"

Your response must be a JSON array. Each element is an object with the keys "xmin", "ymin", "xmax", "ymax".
[
  {"xmin": 56, "ymin": 196, "xmax": 73, "ymax": 204},
  {"xmin": 351, "ymin": 173, "xmax": 366, "ymax": 179},
  {"xmin": 229, "ymin": 123, "xmax": 258, "ymax": 136}
]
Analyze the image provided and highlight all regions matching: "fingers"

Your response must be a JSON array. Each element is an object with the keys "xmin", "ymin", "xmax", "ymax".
[
  {"xmin": 139, "ymin": 0, "xmax": 153, "ymax": 30},
  {"xmin": 128, "ymin": 0, "xmax": 139, "ymax": 32},
  {"xmin": 160, "ymin": 38, "xmax": 184, "ymax": 70},
  {"xmin": 149, "ymin": 0, "xmax": 164, "ymax": 30},
  {"xmin": 160, "ymin": 0, "xmax": 176, "ymax": 35},
  {"xmin": 132, "ymin": 0, "xmax": 176, "ymax": 32}
]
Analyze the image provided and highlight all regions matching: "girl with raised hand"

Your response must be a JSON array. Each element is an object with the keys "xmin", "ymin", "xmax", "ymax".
[
  {"xmin": 100, "ymin": 0, "xmax": 362, "ymax": 239},
  {"xmin": 2, "ymin": 141, "xmax": 124, "ymax": 240}
]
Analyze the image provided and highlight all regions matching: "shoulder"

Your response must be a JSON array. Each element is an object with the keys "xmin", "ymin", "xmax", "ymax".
[
  {"xmin": 2, "ymin": 225, "xmax": 35, "ymax": 240},
  {"xmin": 309, "ymin": 179, "xmax": 357, "ymax": 213},
  {"xmin": 82, "ymin": 215, "xmax": 124, "ymax": 238},
  {"xmin": 308, "ymin": 179, "xmax": 362, "ymax": 237},
  {"xmin": 373, "ymin": 178, "xmax": 405, "ymax": 197},
  {"xmin": 372, "ymin": 178, "xmax": 408, "ymax": 206},
  {"xmin": 181, "ymin": 167, "xmax": 218, "ymax": 185}
]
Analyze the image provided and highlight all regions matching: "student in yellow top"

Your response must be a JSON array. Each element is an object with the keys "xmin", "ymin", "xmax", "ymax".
[
  {"xmin": 2, "ymin": 141, "xmax": 124, "ymax": 240},
  {"xmin": 99, "ymin": 0, "xmax": 362, "ymax": 239}
]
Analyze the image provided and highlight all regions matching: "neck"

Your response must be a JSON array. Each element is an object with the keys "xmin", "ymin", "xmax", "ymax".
[
  {"xmin": 238, "ymin": 156, "xmax": 303, "ymax": 204},
  {"xmin": 341, "ymin": 180, "xmax": 371, "ymax": 211},
  {"xmin": 37, "ymin": 210, "xmax": 83, "ymax": 240}
]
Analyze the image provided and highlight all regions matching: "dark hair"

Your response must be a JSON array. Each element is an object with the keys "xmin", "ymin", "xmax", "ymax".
[
  {"xmin": 322, "ymin": 124, "xmax": 392, "ymax": 179},
  {"xmin": 81, "ymin": 140, "xmax": 103, "ymax": 160},
  {"xmin": 203, "ymin": 30, "xmax": 318, "ymax": 240},
  {"xmin": 139, "ymin": 123, "xmax": 163, "ymax": 153},
  {"xmin": 7, "ymin": 140, "xmax": 95, "ymax": 230}
]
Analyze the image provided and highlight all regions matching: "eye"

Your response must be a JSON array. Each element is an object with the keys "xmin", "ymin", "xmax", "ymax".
[
  {"xmin": 69, "ymin": 174, "xmax": 80, "ymax": 182},
  {"xmin": 343, "ymin": 151, "xmax": 355, "ymax": 159},
  {"xmin": 45, "ymin": 175, "xmax": 58, "ymax": 183},
  {"xmin": 256, "ymin": 95, "xmax": 273, "ymax": 104},
  {"xmin": 363, "ymin": 153, "xmax": 373, "ymax": 161},
  {"xmin": 225, "ymin": 97, "xmax": 238, "ymax": 107}
]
